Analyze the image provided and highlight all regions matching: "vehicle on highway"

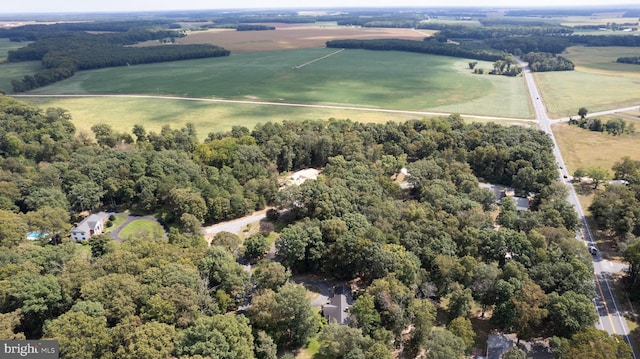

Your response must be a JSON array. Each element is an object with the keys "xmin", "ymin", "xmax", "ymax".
[{"xmin": 589, "ymin": 245, "xmax": 598, "ymax": 255}]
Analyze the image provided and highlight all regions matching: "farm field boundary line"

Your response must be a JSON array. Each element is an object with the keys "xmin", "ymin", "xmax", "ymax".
[
  {"xmin": 294, "ymin": 49, "xmax": 344, "ymax": 69},
  {"xmin": 13, "ymin": 94, "xmax": 537, "ymax": 122}
]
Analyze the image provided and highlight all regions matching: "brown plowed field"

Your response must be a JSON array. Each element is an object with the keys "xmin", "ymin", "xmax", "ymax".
[{"xmin": 177, "ymin": 23, "xmax": 434, "ymax": 52}]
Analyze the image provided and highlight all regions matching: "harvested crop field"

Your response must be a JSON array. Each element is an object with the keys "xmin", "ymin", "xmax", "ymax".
[{"xmin": 178, "ymin": 23, "xmax": 434, "ymax": 52}]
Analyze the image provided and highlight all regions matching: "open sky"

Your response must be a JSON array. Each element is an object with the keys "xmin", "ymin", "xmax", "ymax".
[{"xmin": 1, "ymin": 0, "xmax": 639, "ymax": 14}]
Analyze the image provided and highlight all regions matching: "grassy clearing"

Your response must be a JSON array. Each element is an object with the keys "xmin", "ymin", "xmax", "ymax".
[
  {"xmin": 0, "ymin": 61, "xmax": 43, "ymax": 93},
  {"xmin": 0, "ymin": 38, "xmax": 30, "ymax": 60},
  {"xmin": 25, "ymin": 96, "xmax": 422, "ymax": 140},
  {"xmin": 551, "ymin": 122, "xmax": 640, "ymax": 174},
  {"xmin": 297, "ymin": 334, "xmax": 328, "ymax": 359},
  {"xmin": 119, "ymin": 219, "xmax": 165, "ymax": 240},
  {"xmin": 24, "ymin": 96, "xmax": 533, "ymax": 140},
  {"xmin": 536, "ymin": 46, "xmax": 640, "ymax": 118}
]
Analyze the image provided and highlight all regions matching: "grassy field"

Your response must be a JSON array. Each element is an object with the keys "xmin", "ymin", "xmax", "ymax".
[
  {"xmin": 536, "ymin": 46, "xmax": 640, "ymax": 118},
  {"xmin": 0, "ymin": 38, "xmax": 41, "ymax": 92},
  {"xmin": 28, "ymin": 49, "xmax": 530, "ymax": 116},
  {"xmin": 0, "ymin": 61, "xmax": 43, "ymax": 93},
  {"xmin": 24, "ymin": 95, "xmax": 534, "ymax": 140},
  {"xmin": 118, "ymin": 219, "xmax": 165, "ymax": 240},
  {"xmin": 19, "ymin": 48, "xmax": 533, "ymax": 136},
  {"xmin": 552, "ymin": 122, "xmax": 640, "ymax": 174},
  {"xmin": 0, "ymin": 38, "xmax": 30, "ymax": 60}
]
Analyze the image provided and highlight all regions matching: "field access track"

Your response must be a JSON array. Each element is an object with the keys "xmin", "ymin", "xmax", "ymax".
[{"xmin": 293, "ymin": 49, "xmax": 344, "ymax": 69}]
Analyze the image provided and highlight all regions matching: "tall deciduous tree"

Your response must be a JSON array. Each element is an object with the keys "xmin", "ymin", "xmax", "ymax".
[
  {"xmin": 547, "ymin": 291, "xmax": 598, "ymax": 337},
  {"xmin": 578, "ymin": 107, "xmax": 588, "ymax": 119},
  {"xmin": 177, "ymin": 314, "xmax": 255, "ymax": 359},
  {"xmin": 43, "ymin": 311, "xmax": 111, "ymax": 359},
  {"xmin": 0, "ymin": 209, "xmax": 28, "ymax": 248},
  {"xmin": 247, "ymin": 283, "xmax": 320, "ymax": 350},
  {"xmin": 552, "ymin": 327, "xmax": 632, "ymax": 359}
]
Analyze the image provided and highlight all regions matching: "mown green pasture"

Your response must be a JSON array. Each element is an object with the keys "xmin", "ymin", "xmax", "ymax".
[
  {"xmin": 536, "ymin": 46, "xmax": 640, "ymax": 118},
  {"xmin": 0, "ymin": 61, "xmax": 43, "ymax": 93},
  {"xmin": 26, "ymin": 96, "xmax": 531, "ymax": 141},
  {"xmin": 0, "ymin": 38, "xmax": 29, "ymax": 60},
  {"xmin": 0, "ymin": 39, "xmax": 41, "ymax": 92},
  {"xmin": 27, "ymin": 48, "xmax": 532, "ymax": 118}
]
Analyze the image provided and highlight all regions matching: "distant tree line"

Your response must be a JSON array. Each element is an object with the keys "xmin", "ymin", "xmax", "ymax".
[
  {"xmin": 236, "ymin": 24, "xmax": 276, "ymax": 31},
  {"xmin": 326, "ymin": 38, "xmax": 504, "ymax": 62},
  {"xmin": 568, "ymin": 117, "xmax": 635, "ymax": 136},
  {"xmin": 567, "ymin": 34, "xmax": 640, "ymax": 47},
  {"xmin": 522, "ymin": 52, "xmax": 574, "ymax": 72},
  {"xmin": 417, "ymin": 24, "xmax": 573, "ymax": 40},
  {"xmin": 0, "ymin": 20, "xmax": 180, "ymax": 42},
  {"xmin": 617, "ymin": 56, "xmax": 640, "ymax": 64},
  {"xmin": 486, "ymin": 36, "xmax": 571, "ymax": 56},
  {"xmin": 6, "ymin": 27, "xmax": 228, "ymax": 92}
]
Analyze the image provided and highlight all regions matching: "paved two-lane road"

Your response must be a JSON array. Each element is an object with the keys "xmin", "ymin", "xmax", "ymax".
[{"xmin": 520, "ymin": 59, "xmax": 639, "ymax": 358}]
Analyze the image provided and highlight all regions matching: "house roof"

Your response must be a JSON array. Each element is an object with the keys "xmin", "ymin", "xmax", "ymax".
[
  {"xmin": 323, "ymin": 293, "xmax": 350, "ymax": 324},
  {"xmin": 513, "ymin": 196, "xmax": 530, "ymax": 211},
  {"xmin": 71, "ymin": 212, "xmax": 108, "ymax": 234}
]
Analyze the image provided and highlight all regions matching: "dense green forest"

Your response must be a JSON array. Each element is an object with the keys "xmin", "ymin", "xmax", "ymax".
[{"xmin": 0, "ymin": 94, "xmax": 628, "ymax": 358}]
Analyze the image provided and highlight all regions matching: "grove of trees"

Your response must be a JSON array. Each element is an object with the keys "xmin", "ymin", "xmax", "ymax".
[{"xmin": 0, "ymin": 93, "xmax": 618, "ymax": 357}]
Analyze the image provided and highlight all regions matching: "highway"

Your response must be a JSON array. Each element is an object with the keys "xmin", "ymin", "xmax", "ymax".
[{"xmin": 520, "ymin": 59, "xmax": 639, "ymax": 358}]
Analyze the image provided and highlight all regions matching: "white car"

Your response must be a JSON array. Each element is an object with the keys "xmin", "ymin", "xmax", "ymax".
[{"xmin": 588, "ymin": 245, "xmax": 598, "ymax": 255}]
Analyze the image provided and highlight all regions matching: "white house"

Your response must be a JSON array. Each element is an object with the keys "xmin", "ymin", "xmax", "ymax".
[{"xmin": 70, "ymin": 212, "xmax": 109, "ymax": 241}]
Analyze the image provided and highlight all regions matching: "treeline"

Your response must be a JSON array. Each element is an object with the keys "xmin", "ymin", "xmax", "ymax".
[
  {"xmin": 337, "ymin": 15, "xmax": 424, "ymax": 28},
  {"xmin": 568, "ymin": 34, "xmax": 640, "ymax": 47},
  {"xmin": 7, "ymin": 30, "xmax": 179, "ymax": 62},
  {"xmin": 326, "ymin": 38, "xmax": 504, "ymax": 62},
  {"xmin": 236, "ymin": 24, "xmax": 276, "ymax": 31},
  {"xmin": 522, "ymin": 52, "xmax": 574, "ymax": 72},
  {"xmin": 417, "ymin": 23, "xmax": 640, "ymax": 57},
  {"xmin": 0, "ymin": 20, "xmax": 180, "ymax": 41},
  {"xmin": 589, "ymin": 157, "xmax": 640, "ymax": 298},
  {"xmin": 417, "ymin": 23, "xmax": 573, "ymax": 40},
  {"xmin": 0, "ymin": 96, "xmax": 626, "ymax": 357},
  {"xmin": 486, "ymin": 36, "xmax": 571, "ymax": 55},
  {"xmin": 617, "ymin": 56, "xmax": 640, "ymax": 64},
  {"xmin": 6, "ymin": 28, "xmax": 228, "ymax": 92},
  {"xmin": 568, "ymin": 117, "xmax": 635, "ymax": 136}
]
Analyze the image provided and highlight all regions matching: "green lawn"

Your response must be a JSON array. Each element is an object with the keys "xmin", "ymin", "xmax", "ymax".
[
  {"xmin": 103, "ymin": 215, "xmax": 128, "ymax": 234},
  {"xmin": 536, "ymin": 46, "xmax": 640, "ymax": 118},
  {"xmin": 118, "ymin": 219, "xmax": 165, "ymax": 240}
]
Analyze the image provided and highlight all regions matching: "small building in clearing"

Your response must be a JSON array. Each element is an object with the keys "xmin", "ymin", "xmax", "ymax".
[{"xmin": 70, "ymin": 212, "xmax": 109, "ymax": 241}]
